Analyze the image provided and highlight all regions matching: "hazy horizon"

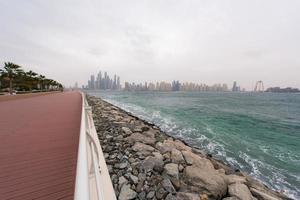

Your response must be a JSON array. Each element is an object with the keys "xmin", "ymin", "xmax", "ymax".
[{"xmin": 1, "ymin": 0, "xmax": 300, "ymax": 90}]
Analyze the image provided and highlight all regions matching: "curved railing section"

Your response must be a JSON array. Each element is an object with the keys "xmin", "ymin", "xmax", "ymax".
[{"xmin": 75, "ymin": 92, "xmax": 117, "ymax": 200}]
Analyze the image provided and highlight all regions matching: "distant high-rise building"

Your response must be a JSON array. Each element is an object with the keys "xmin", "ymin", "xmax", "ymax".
[
  {"xmin": 172, "ymin": 80, "xmax": 180, "ymax": 91},
  {"xmin": 117, "ymin": 76, "xmax": 120, "ymax": 89},
  {"xmin": 254, "ymin": 81, "xmax": 264, "ymax": 92},
  {"xmin": 232, "ymin": 81, "xmax": 240, "ymax": 92},
  {"xmin": 90, "ymin": 75, "xmax": 95, "ymax": 89}
]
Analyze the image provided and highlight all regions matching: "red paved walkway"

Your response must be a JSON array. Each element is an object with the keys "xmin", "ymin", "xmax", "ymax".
[{"xmin": 0, "ymin": 92, "xmax": 82, "ymax": 200}]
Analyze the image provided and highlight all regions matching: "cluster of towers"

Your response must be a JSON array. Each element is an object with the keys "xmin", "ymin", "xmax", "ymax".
[
  {"xmin": 87, "ymin": 71, "xmax": 121, "ymax": 90},
  {"xmin": 124, "ymin": 81, "xmax": 229, "ymax": 92}
]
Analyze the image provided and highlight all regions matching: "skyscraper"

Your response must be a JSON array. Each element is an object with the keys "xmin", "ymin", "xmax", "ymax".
[{"xmin": 90, "ymin": 75, "xmax": 95, "ymax": 89}]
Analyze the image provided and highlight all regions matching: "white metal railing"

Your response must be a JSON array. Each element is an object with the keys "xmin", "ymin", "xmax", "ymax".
[{"xmin": 75, "ymin": 93, "xmax": 117, "ymax": 200}]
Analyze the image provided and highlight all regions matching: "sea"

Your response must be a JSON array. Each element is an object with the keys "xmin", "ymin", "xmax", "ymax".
[{"xmin": 87, "ymin": 90, "xmax": 300, "ymax": 199}]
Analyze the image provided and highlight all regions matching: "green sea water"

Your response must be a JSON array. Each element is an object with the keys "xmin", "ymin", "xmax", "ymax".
[{"xmin": 88, "ymin": 91, "xmax": 300, "ymax": 199}]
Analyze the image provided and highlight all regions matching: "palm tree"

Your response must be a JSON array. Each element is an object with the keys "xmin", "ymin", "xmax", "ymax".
[
  {"xmin": 26, "ymin": 70, "xmax": 38, "ymax": 91},
  {"xmin": 38, "ymin": 75, "xmax": 45, "ymax": 90},
  {"xmin": 0, "ymin": 62, "xmax": 23, "ymax": 94}
]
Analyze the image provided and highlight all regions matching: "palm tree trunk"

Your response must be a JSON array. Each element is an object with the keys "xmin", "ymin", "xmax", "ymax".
[{"xmin": 9, "ymin": 78, "xmax": 13, "ymax": 94}]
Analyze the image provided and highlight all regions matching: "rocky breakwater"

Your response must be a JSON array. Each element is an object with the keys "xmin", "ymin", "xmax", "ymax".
[{"xmin": 87, "ymin": 95, "xmax": 291, "ymax": 200}]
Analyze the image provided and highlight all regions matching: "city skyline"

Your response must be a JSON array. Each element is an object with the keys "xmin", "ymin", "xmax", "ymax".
[
  {"xmin": 124, "ymin": 81, "xmax": 230, "ymax": 92},
  {"xmin": 83, "ymin": 72, "xmax": 300, "ymax": 92}
]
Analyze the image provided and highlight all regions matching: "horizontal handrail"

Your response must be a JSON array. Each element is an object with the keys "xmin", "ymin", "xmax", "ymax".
[{"xmin": 74, "ymin": 93, "xmax": 90, "ymax": 200}]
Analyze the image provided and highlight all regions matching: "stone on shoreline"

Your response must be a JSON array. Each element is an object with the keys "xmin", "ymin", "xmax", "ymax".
[
  {"xmin": 250, "ymin": 188, "xmax": 281, "ymax": 200},
  {"xmin": 122, "ymin": 127, "xmax": 132, "ymax": 136},
  {"xmin": 182, "ymin": 150, "xmax": 215, "ymax": 171},
  {"xmin": 119, "ymin": 184, "xmax": 137, "ymax": 200},
  {"xmin": 125, "ymin": 132, "xmax": 156, "ymax": 145},
  {"xmin": 162, "ymin": 178, "xmax": 176, "ymax": 194},
  {"xmin": 132, "ymin": 142, "xmax": 155, "ymax": 155},
  {"xmin": 164, "ymin": 163, "xmax": 179, "ymax": 179},
  {"xmin": 176, "ymin": 192, "xmax": 200, "ymax": 200},
  {"xmin": 184, "ymin": 166, "xmax": 227, "ymax": 199},
  {"xmin": 228, "ymin": 183, "xmax": 254, "ymax": 200},
  {"xmin": 171, "ymin": 148, "xmax": 185, "ymax": 164},
  {"xmin": 223, "ymin": 174, "xmax": 247, "ymax": 185}
]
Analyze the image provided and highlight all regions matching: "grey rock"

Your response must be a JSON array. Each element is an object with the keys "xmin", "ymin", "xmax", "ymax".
[
  {"xmin": 132, "ymin": 142, "xmax": 155, "ymax": 154},
  {"xmin": 122, "ymin": 127, "xmax": 133, "ymax": 136},
  {"xmin": 116, "ymin": 135, "xmax": 124, "ymax": 141},
  {"xmin": 223, "ymin": 197, "xmax": 240, "ymax": 200},
  {"xmin": 223, "ymin": 174, "xmax": 247, "ymax": 185},
  {"xmin": 144, "ymin": 129, "xmax": 156, "ymax": 138},
  {"xmin": 119, "ymin": 162, "xmax": 128, "ymax": 169},
  {"xmin": 129, "ymin": 174, "xmax": 139, "ymax": 184},
  {"xmin": 119, "ymin": 176, "xmax": 128, "ymax": 186},
  {"xmin": 152, "ymin": 151, "xmax": 164, "ymax": 161},
  {"xmin": 119, "ymin": 184, "xmax": 137, "ymax": 200},
  {"xmin": 164, "ymin": 163, "xmax": 179, "ymax": 179},
  {"xmin": 249, "ymin": 188, "xmax": 280, "ymax": 200},
  {"xmin": 138, "ymin": 191, "xmax": 146, "ymax": 199},
  {"xmin": 146, "ymin": 191, "xmax": 155, "ymax": 199},
  {"xmin": 140, "ymin": 156, "xmax": 156, "ymax": 172},
  {"xmin": 156, "ymin": 187, "xmax": 168, "ymax": 199},
  {"xmin": 141, "ymin": 156, "xmax": 164, "ymax": 173},
  {"xmin": 228, "ymin": 183, "xmax": 254, "ymax": 200},
  {"xmin": 136, "ymin": 173, "xmax": 146, "ymax": 192},
  {"xmin": 176, "ymin": 192, "xmax": 200, "ymax": 200},
  {"xmin": 155, "ymin": 142, "xmax": 173, "ymax": 154},
  {"xmin": 184, "ymin": 166, "xmax": 227, "ymax": 199},
  {"xmin": 125, "ymin": 133, "xmax": 156, "ymax": 145},
  {"xmin": 181, "ymin": 150, "xmax": 214, "ymax": 170},
  {"xmin": 171, "ymin": 148, "xmax": 185, "ymax": 164},
  {"xmin": 162, "ymin": 178, "xmax": 176, "ymax": 194},
  {"xmin": 166, "ymin": 194, "xmax": 177, "ymax": 200}
]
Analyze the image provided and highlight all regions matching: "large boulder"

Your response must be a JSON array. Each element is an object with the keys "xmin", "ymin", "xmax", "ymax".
[
  {"xmin": 228, "ymin": 183, "xmax": 254, "ymax": 200},
  {"xmin": 140, "ymin": 155, "xmax": 164, "ymax": 172},
  {"xmin": 250, "ymin": 188, "xmax": 281, "ymax": 200},
  {"xmin": 153, "ymin": 151, "xmax": 164, "ymax": 161},
  {"xmin": 156, "ymin": 139, "xmax": 192, "ymax": 153},
  {"xmin": 184, "ymin": 166, "xmax": 227, "ymax": 199},
  {"xmin": 171, "ymin": 148, "xmax": 185, "ymax": 164},
  {"xmin": 125, "ymin": 133, "xmax": 156, "ymax": 145},
  {"xmin": 223, "ymin": 174, "xmax": 247, "ymax": 185},
  {"xmin": 182, "ymin": 151, "xmax": 215, "ymax": 171},
  {"xmin": 132, "ymin": 142, "xmax": 155, "ymax": 155},
  {"xmin": 156, "ymin": 142, "xmax": 173, "ymax": 154},
  {"xmin": 144, "ymin": 129, "xmax": 157, "ymax": 138}
]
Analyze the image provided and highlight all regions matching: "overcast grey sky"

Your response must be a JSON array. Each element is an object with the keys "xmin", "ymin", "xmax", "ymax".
[{"xmin": 1, "ymin": 0, "xmax": 299, "ymax": 90}]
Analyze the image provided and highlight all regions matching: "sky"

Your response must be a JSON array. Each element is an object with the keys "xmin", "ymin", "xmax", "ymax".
[{"xmin": 0, "ymin": 0, "xmax": 300, "ymax": 90}]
